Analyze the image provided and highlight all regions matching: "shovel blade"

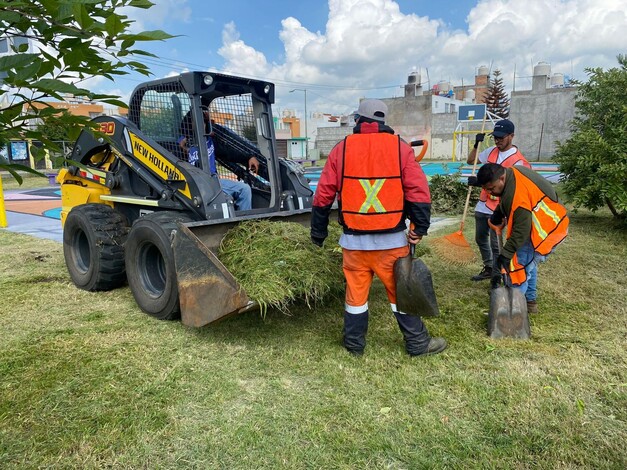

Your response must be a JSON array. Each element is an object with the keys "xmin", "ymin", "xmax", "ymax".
[
  {"xmin": 394, "ymin": 255, "xmax": 440, "ymax": 317},
  {"xmin": 488, "ymin": 286, "xmax": 530, "ymax": 339}
]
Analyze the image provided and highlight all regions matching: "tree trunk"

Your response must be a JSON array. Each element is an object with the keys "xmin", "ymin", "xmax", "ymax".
[{"xmin": 604, "ymin": 197, "xmax": 621, "ymax": 218}]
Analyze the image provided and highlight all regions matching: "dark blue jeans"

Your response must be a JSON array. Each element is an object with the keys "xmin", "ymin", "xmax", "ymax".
[
  {"xmin": 514, "ymin": 241, "xmax": 546, "ymax": 302},
  {"xmin": 474, "ymin": 212, "xmax": 499, "ymax": 272}
]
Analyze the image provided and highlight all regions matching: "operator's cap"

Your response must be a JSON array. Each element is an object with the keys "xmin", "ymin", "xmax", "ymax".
[
  {"xmin": 492, "ymin": 119, "xmax": 515, "ymax": 137},
  {"xmin": 356, "ymin": 99, "xmax": 387, "ymax": 123}
]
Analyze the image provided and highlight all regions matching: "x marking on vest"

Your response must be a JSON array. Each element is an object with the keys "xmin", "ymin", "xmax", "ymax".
[{"xmin": 359, "ymin": 179, "xmax": 386, "ymax": 213}]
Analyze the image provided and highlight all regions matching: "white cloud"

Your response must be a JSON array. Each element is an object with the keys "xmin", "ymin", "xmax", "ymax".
[
  {"xmin": 122, "ymin": 0, "xmax": 192, "ymax": 32},
  {"xmin": 216, "ymin": 0, "xmax": 627, "ymax": 115},
  {"xmin": 218, "ymin": 22, "xmax": 271, "ymax": 79}
]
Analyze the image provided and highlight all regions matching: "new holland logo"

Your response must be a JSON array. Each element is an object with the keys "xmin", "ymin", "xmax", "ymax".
[{"xmin": 128, "ymin": 132, "xmax": 191, "ymax": 199}]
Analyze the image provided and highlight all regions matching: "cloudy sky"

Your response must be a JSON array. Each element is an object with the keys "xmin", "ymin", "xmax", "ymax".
[{"xmin": 106, "ymin": 0, "xmax": 627, "ymax": 117}]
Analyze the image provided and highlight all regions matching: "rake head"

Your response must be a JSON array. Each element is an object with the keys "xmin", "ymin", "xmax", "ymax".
[{"xmin": 430, "ymin": 230, "xmax": 477, "ymax": 266}]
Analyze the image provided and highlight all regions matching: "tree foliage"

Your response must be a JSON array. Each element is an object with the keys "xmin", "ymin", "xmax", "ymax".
[
  {"xmin": 553, "ymin": 55, "xmax": 627, "ymax": 220},
  {"xmin": 35, "ymin": 111, "xmax": 73, "ymax": 142},
  {"xmin": 0, "ymin": 0, "xmax": 173, "ymax": 183},
  {"xmin": 429, "ymin": 172, "xmax": 479, "ymax": 215},
  {"xmin": 485, "ymin": 69, "xmax": 509, "ymax": 119}
]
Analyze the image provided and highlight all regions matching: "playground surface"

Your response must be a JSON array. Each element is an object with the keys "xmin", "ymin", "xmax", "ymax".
[{"xmin": 1, "ymin": 186, "xmax": 63, "ymax": 243}]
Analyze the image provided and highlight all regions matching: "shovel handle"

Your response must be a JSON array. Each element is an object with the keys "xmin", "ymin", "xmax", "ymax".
[
  {"xmin": 487, "ymin": 219, "xmax": 505, "ymax": 236},
  {"xmin": 487, "ymin": 218, "xmax": 510, "ymax": 283},
  {"xmin": 408, "ymin": 222, "xmax": 417, "ymax": 258}
]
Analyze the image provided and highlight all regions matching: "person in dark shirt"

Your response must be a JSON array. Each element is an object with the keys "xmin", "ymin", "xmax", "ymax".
[{"xmin": 178, "ymin": 110, "xmax": 258, "ymax": 210}]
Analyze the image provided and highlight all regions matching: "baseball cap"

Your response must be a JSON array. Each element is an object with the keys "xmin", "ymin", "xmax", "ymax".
[
  {"xmin": 492, "ymin": 119, "xmax": 515, "ymax": 138},
  {"xmin": 356, "ymin": 99, "xmax": 387, "ymax": 122}
]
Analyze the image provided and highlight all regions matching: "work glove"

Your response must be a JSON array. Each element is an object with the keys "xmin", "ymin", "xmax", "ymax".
[
  {"xmin": 473, "ymin": 133, "xmax": 485, "ymax": 149},
  {"xmin": 496, "ymin": 254, "xmax": 511, "ymax": 272},
  {"xmin": 490, "ymin": 275, "xmax": 502, "ymax": 289},
  {"xmin": 467, "ymin": 175, "xmax": 480, "ymax": 187},
  {"xmin": 311, "ymin": 236, "xmax": 325, "ymax": 247},
  {"xmin": 489, "ymin": 210, "xmax": 504, "ymax": 227}
]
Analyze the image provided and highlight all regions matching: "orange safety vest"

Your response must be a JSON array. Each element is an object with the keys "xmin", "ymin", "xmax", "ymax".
[
  {"xmin": 505, "ymin": 168, "xmax": 569, "ymax": 284},
  {"xmin": 479, "ymin": 147, "xmax": 531, "ymax": 211},
  {"xmin": 339, "ymin": 133, "xmax": 404, "ymax": 232}
]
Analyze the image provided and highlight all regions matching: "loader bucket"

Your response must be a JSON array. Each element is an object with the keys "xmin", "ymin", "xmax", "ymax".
[{"xmin": 172, "ymin": 210, "xmax": 314, "ymax": 327}]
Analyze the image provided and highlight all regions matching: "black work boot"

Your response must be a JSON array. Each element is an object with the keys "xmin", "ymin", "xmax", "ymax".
[
  {"xmin": 471, "ymin": 265, "xmax": 493, "ymax": 281},
  {"xmin": 343, "ymin": 310, "xmax": 369, "ymax": 355},
  {"xmin": 394, "ymin": 312, "xmax": 433, "ymax": 356},
  {"xmin": 420, "ymin": 337, "xmax": 448, "ymax": 356}
]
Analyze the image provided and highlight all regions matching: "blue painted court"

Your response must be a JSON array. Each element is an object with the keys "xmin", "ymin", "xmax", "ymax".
[{"xmin": 304, "ymin": 161, "xmax": 561, "ymax": 191}]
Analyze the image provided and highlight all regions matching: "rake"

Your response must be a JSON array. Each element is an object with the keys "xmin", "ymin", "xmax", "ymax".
[{"xmin": 430, "ymin": 113, "xmax": 488, "ymax": 265}]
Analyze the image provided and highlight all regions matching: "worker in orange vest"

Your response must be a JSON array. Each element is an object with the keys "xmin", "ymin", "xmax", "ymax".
[
  {"xmin": 467, "ymin": 119, "xmax": 531, "ymax": 284},
  {"xmin": 476, "ymin": 163, "xmax": 569, "ymax": 309},
  {"xmin": 310, "ymin": 99, "xmax": 447, "ymax": 357}
]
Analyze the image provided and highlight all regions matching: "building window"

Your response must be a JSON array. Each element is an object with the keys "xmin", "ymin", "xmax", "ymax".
[
  {"xmin": 451, "ymin": 104, "xmax": 456, "ymax": 113},
  {"xmin": 445, "ymin": 103, "xmax": 450, "ymax": 113}
]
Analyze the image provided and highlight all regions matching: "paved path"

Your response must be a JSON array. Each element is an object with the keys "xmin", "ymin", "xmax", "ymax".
[{"xmin": 1, "ymin": 186, "xmax": 63, "ymax": 243}]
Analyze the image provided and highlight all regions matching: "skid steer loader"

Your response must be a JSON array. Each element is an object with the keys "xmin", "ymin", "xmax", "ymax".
[{"xmin": 59, "ymin": 72, "xmax": 315, "ymax": 327}]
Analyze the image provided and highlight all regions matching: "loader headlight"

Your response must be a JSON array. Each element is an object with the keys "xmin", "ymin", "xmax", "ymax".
[
  {"xmin": 263, "ymin": 84, "xmax": 271, "ymax": 94},
  {"xmin": 203, "ymin": 75, "xmax": 214, "ymax": 86}
]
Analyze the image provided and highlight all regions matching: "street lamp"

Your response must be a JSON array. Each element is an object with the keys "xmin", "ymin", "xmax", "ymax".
[{"xmin": 289, "ymin": 88, "xmax": 307, "ymax": 156}]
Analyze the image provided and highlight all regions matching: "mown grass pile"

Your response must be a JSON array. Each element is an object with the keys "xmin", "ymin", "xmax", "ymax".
[{"xmin": 219, "ymin": 220, "xmax": 344, "ymax": 313}]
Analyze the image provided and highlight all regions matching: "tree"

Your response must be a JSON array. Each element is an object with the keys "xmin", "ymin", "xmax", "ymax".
[
  {"xmin": 35, "ymin": 112, "xmax": 72, "ymax": 142},
  {"xmin": 485, "ymin": 69, "xmax": 510, "ymax": 118},
  {"xmin": 553, "ymin": 55, "xmax": 627, "ymax": 221},
  {"xmin": 0, "ymin": 0, "xmax": 173, "ymax": 183}
]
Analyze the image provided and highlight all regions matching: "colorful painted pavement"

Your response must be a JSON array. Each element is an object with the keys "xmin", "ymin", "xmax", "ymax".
[{"xmin": 1, "ymin": 187, "xmax": 63, "ymax": 242}]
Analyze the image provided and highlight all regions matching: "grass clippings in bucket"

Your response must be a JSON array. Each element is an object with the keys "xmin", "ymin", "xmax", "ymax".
[{"xmin": 219, "ymin": 220, "xmax": 344, "ymax": 314}]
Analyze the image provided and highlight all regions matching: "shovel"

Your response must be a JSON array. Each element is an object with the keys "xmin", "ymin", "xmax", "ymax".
[
  {"xmin": 487, "ymin": 220, "xmax": 530, "ymax": 339},
  {"xmin": 393, "ymin": 230, "xmax": 439, "ymax": 317}
]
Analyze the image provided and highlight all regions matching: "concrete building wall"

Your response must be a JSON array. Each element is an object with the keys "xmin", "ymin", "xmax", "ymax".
[
  {"xmin": 509, "ymin": 87, "xmax": 578, "ymax": 161},
  {"xmin": 315, "ymin": 127, "xmax": 352, "ymax": 157},
  {"xmin": 430, "ymin": 113, "xmax": 460, "ymax": 160},
  {"xmin": 313, "ymin": 68, "xmax": 578, "ymax": 162}
]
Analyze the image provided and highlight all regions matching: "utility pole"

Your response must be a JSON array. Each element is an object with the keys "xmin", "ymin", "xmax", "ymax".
[{"xmin": 290, "ymin": 88, "xmax": 308, "ymax": 157}]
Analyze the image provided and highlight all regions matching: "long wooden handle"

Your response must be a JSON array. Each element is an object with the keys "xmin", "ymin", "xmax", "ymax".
[{"xmin": 459, "ymin": 111, "xmax": 489, "ymax": 230}]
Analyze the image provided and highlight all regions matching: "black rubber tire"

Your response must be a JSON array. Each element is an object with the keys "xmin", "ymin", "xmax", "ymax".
[
  {"xmin": 63, "ymin": 204, "xmax": 129, "ymax": 291},
  {"xmin": 124, "ymin": 211, "xmax": 192, "ymax": 321}
]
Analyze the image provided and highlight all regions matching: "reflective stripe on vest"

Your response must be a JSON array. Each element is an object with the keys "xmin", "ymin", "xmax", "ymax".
[
  {"xmin": 479, "ymin": 147, "xmax": 531, "ymax": 211},
  {"xmin": 506, "ymin": 168, "xmax": 569, "ymax": 284},
  {"xmin": 340, "ymin": 133, "xmax": 404, "ymax": 232}
]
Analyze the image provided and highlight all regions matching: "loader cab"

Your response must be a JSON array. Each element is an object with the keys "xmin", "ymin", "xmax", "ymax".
[{"xmin": 127, "ymin": 71, "xmax": 311, "ymax": 215}]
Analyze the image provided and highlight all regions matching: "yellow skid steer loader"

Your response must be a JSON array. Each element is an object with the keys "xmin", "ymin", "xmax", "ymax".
[{"xmin": 59, "ymin": 72, "xmax": 314, "ymax": 327}]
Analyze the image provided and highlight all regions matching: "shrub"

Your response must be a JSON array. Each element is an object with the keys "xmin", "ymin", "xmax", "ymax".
[
  {"xmin": 554, "ymin": 55, "xmax": 627, "ymax": 220},
  {"xmin": 429, "ymin": 172, "xmax": 479, "ymax": 215}
]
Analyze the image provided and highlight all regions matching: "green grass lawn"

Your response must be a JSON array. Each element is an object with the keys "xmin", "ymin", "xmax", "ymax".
[
  {"xmin": 1, "ymin": 173, "xmax": 55, "ymax": 191},
  {"xmin": 0, "ymin": 210, "xmax": 625, "ymax": 468}
]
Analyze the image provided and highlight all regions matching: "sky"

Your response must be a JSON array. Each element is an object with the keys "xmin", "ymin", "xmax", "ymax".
[{"xmin": 96, "ymin": 0, "xmax": 627, "ymax": 117}]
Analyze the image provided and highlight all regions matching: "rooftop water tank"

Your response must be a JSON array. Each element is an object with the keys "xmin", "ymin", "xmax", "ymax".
[
  {"xmin": 478, "ymin": 65, "xmax": 489, "ymax": 76},
  {"xmin": 407, "ymin": 71, "xmax": 421, "ymax": 85},
  {"xmin": 534, "ymin": 61, "xmax": 551, "ymax": 77},
  {"xmin": 466, "ymin": 89, "xmax": 476, "ymax": 103},
  {"xmin": 438, "ymin": 80, "xmax": 450, "ymax": 93},
  {"xmin": 551, "ymin": 73, "xmax": 564, "ymax": 87}
]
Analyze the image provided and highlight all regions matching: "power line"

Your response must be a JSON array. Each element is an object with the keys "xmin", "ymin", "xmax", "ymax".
[{"xmin": 102, "ymin": 46, "xmax": 406, "ymax": 92}]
